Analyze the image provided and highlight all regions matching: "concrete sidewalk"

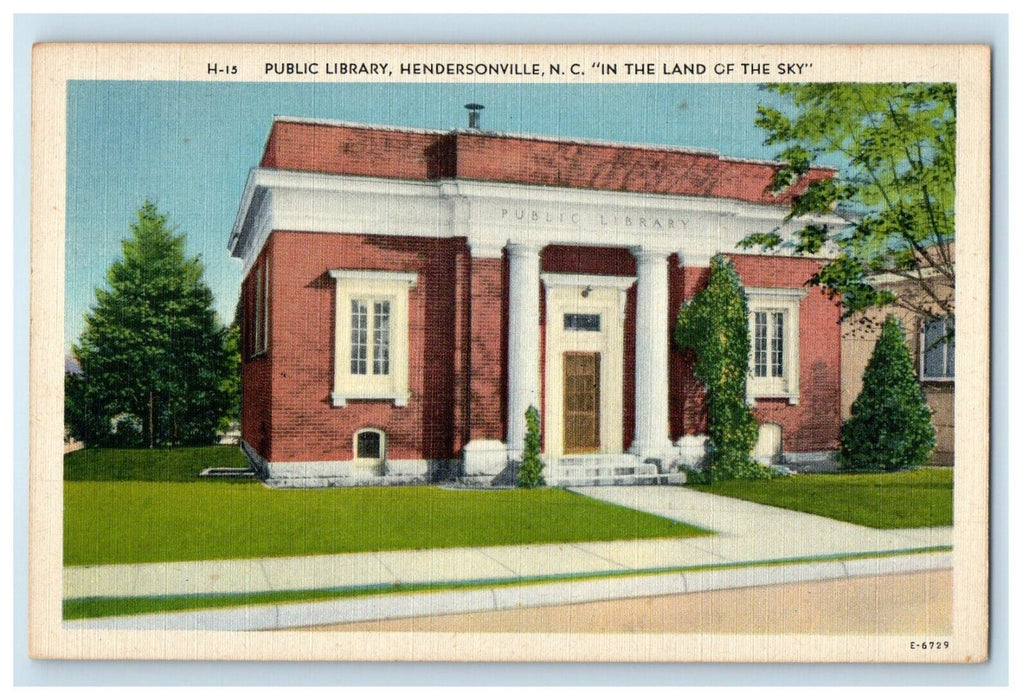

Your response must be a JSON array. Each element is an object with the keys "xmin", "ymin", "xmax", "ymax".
[{"xmin": 64, "ymin": 485, "xmax": 951, "ymax": 601}]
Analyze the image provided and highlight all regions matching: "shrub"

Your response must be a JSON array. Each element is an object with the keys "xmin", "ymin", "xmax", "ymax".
[
  {"xmin": 841, "ymin": 315, "xmax": 936, "ymax": 471},
  {"xmin": 517, "ymin": 405, "xmax": 545, "ymax": 488},
  {"xmin": 674, "ymin": 255, "xmax": 780, "ymax": 482}
]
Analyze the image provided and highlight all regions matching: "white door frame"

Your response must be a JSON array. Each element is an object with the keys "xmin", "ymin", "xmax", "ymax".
[{"xmin": 541, "ymin": 273, "xmax": 634, "ymax": 457}]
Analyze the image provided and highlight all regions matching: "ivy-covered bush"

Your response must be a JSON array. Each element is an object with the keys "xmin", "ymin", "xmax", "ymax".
[
  {"xmin": 517, "ymin": 405, "xmax": 545, "ymax": 487},
  {"xmin": 841, "ymin": 316, "xmax": 936, "ymax": 471},
  {"xmin": 674, "ymin": 255, "xmax": 779, "ymax": 482}
]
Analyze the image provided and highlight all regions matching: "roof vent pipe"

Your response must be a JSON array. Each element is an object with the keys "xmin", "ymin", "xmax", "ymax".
[{"xmin": 464, "ymin": 103, "xmax": 484, "ymax": 130}]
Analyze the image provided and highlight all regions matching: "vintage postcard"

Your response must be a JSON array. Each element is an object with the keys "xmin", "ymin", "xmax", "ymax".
[{"xmin": 29, "ymin": 43, "xmax": 990, "ymax": 662}]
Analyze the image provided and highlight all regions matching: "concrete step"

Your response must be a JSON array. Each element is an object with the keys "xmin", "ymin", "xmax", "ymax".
[
  {"xmin": 547, "ymin": 474, "xmax": 668, "ymax": 487},
  {"xmin": 199, "ymin": 467, "xmax": 256, "ymax": 479},
  {"xmin": 543, "ymin": 454, "xmax": 675, "ymax": 487}
]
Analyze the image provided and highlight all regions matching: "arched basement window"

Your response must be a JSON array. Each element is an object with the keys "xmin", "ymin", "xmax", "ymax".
[{"xmin": 354, "ymin": 428, "xmax": 386, "ymax": 467}]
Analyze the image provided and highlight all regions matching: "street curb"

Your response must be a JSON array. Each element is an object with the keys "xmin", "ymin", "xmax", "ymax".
[{"xmin": 64, "ymin": 550, "xmax": 951, "ymax": 631}]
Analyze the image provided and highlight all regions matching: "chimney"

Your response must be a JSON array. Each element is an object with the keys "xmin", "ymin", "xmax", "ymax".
[{"xmin": 463, "ymin": 103, "xmax": 484, "ymax": 130}]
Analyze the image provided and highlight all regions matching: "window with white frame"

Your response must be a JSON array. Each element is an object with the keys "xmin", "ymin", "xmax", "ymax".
[
  {"xmin": 330, "ymin": 270, "xmax": 417, "ymax": 407},
  {"xmin": 353, "ymin": 428, "xmax": 386, "ymax": 466},
  {"xmin": 251, "ymin": 258, "xmax": 269, "ymax": 357},
  {"xmin": 349, "ymin": 299, "xmax": 391, "ymax": 376},
  {"xmin": 921, "ymin": 316, "xmax": 955, "ymax": 381},
  {"xmin": 746, "ymin": 288, "xmax": 804, "ymax": 404}
]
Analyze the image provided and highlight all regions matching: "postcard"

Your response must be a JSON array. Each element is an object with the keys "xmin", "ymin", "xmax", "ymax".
[{"xmin": 29, "ymin": 43, "xmax": 990, "ymax": 662}]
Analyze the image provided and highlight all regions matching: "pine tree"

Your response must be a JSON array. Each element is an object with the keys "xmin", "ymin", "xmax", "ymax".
[
  {"xmin": 841, "ymin": 316, "xmax": 936, "ymax": 471},
  {"xmin": 69, "ymin": 202, "xmax": 235, "ymax": 447}
]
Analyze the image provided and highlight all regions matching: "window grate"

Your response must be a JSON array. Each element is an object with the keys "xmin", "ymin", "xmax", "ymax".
[
  {"xmin": 356, "ymin": 430, "xmax": 382, "ymax": 459},
  {"xmin": 564, "ymin": 313, "xmax": 601, "ymax": 332}
]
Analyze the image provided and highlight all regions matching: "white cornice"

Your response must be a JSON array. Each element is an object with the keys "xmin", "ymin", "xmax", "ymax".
[
  {"xmin": 230, "ymin": 169, "xmax": 847, "ymax": 277},
  {"xmin": 746, "ymin": 286, "xmax": 810, "ymax": 300},
  {"xmin": 540, "ymin": 273, "xmax": 636, "ymax": 292},
  {"xmin": 329, "ymin": 270, "xmax": 418, "ymax": 287}
]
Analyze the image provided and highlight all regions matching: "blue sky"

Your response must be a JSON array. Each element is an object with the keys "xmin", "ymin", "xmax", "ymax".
[{"xmin": 65, "ymin": 81, "xmax": 795, "ymax": 350}]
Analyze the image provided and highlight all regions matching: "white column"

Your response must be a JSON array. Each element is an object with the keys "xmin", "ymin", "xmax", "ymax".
[
  {"xmin": 631, "ymin": 246, "xmax": 672, "ymax": 458},
  {"xmin": 506, "ymin": 242, "xmax": 542, "ymax": 460}
]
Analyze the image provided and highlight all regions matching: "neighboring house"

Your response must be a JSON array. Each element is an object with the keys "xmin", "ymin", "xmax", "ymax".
[
  {"xmin": 229, "ymin": 114, "xmax": 843, "ymax": 487},
  {"xmin": 841, "ymin": 276, "xmax": 955, "ymax": 466},
  {"xmin": 63, "ymin": 354, "xmax": 84, "ymax": 453}
]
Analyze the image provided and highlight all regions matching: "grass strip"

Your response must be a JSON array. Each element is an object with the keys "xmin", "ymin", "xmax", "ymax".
[
  {"xmin": 64, "ymin": 545, "xmax": 951, "ymax": 620},
  {"xmin": 64, "ymin": 446, "xmax": 250, "ymax": 482},
  {"xmin": 690, "ymin": 468, "xmax": 953, "ymax": 529}
]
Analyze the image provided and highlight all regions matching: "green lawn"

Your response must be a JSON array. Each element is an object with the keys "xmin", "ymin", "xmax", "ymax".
[
  {"xmin": 64, "ymin": 451, "xmax": 709, "ymax": 566},
  {"xmin": 64, "ymin": 446, "xmax": 248, "ymax": 481},
  {"xmin": 690, "ymin": 468, "xmax": 952, "ymax": 529}
]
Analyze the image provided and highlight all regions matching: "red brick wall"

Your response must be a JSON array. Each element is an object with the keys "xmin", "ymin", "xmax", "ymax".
[
  {"xmin": 675, "ymin": 265, "xmax": 713, "ymax": 438},
  {"xmin": 244, "ymin": 231, "xmax": 464, "ymax": 463},
  {"xmin": 467, "ymin": 256, "xmax": 506, "ymax": 442},
  {"xmin": 451, "ymin": 245, "xmax": 471, "ymax": 453},
  {"xmin": 260, "ymin": 122, "xmax": 442, "ymax": 181},
  {"xmin": 669, "ymin": 254, "xmax": 841, "ymax": 453},
  {"xmin": 452, "ymin": 133, "xmax": 832, "ymax": 206},
  {"xmin": 242, "ymin": 233, "xmax": 841, "ymax": 462},
  {"xmin": 260, "ymin": 120, "xmax": 833, "ymax": 206},
  {"xmin": 240, "ymin": 251, "xmax": 273, "ymax": 457}
]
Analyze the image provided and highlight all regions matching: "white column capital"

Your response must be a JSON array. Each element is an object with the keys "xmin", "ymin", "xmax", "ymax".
[
  {"xmin": 630, "ymin": 246, "xmax": 673, "ymax": 264},
  {"xmin": 468, "ymin": 239, "xmax": 504, "ymax": 258},
  {"xmin": 506, "ymin": 241, "xmax": 543, "ymax": 259},
  {"xmin": 676, "ymin": 251, "xmax": 712, "ymax": 268}
]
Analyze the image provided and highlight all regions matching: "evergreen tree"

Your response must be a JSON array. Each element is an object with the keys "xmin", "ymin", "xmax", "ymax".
[
  {"xmin": 69, "ymin": 202, "xmax": 235, "ymax": 447},
  {"xmin": 841, "ymin": 316, "xmax": 936, "ymax": 471},
  {"xmin": 517, "ymin": 405, "xmax": 545, "ymax": 488},
  {"xmin": 218, "ymin": 322, "xmax": 242, "ymax": 433},
  {"xmin": 675, "ymin": 255, "xmax": 775, "ymax": 482}
]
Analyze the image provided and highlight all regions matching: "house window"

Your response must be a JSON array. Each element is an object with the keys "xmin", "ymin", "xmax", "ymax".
[
  {"xmin": 350, "ymin": 299, "xmax": 391, "ymax": 375},
  {"xmin": 353, "ymin": 428, "xmax": 386, "ymax": 466},
  {"xmin": 251, "ymin": 258, "xmax": 269, "ymax": 357},
  {"xmin": 330, "ymin": 270, "xmax": 417, "ymax": 407},
  {"xmin": 752, "ymin": 310, "xmax": 784, "ymax": 378},
  {"xmin": 746, "ymin": 288, "xmax": 804, "ymax": 404},
  {"xmin": 563, "ymin": 313, "xmax": 601, "ymax": 332},
  {"xmin": 922, "ymin": 317, "xmax": 955, "ymax": 381}
]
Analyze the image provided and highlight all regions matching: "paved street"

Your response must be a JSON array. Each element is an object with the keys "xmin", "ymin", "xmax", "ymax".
[{"xmin": 311, "ymin": 569, "xmax": 952, "ymax": 635}]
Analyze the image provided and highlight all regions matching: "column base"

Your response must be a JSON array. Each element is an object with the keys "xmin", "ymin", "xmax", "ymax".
[
  {"xmin": 462, "ymin": 439, "xmax": 510, "ymax": 477},
  {"xmin": 629, "ymin": 439, "xmax": 676, "ymax": 462}
]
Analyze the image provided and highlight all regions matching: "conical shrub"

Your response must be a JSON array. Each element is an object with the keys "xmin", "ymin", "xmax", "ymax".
[{"xmin": 841, "ymin": 315, "xmax": 936, "ymax": 471}]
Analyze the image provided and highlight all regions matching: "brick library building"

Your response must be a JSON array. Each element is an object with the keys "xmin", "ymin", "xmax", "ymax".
[{"xmin": 228, "ymin": 112, "xmax": 842, "ymax": 487}]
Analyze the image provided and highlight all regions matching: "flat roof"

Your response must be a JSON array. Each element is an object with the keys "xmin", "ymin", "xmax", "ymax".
[{"xmin": 269, "ymin": 115, "xmax": 837, "ymax": 173}]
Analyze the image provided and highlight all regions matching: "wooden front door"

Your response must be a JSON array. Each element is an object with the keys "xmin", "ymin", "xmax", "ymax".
[{"xmin": 563, "ymin": 352, "xmax": 601, "ymax": 454}]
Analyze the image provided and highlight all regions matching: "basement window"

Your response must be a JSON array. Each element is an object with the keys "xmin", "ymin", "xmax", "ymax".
[{"xmin": 354, "ymin": 428, "xmax": 386, "ymax": 466}]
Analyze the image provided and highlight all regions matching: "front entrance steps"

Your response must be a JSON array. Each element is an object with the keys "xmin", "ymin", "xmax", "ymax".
[{"xmin": 544, "ymin": 453, "xmax": 685, "ymax": 487}]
